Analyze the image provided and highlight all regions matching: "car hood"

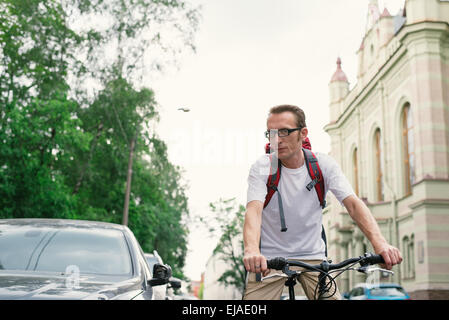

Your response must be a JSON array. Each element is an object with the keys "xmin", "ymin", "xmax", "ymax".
[{"xmin": 0, "ymin": 272, "xmax": 143, "ymax": 300}]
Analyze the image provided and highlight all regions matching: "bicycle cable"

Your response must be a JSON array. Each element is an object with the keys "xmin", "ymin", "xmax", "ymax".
[
  {"xmin": 314, "ymin": 272, "xmax": 337, "ymax": 300},
  {"xmin": 313, "ymin": 260, "xmax": 362, "ymax": 300}
]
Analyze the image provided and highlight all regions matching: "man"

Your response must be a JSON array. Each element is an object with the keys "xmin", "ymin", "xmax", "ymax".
[{"xmin": 243, "ymin": 105, "xmax": 402, "ymax": 300}]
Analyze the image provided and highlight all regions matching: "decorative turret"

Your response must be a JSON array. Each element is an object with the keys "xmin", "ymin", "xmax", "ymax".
[
  {"xmin": 379, "ymin": 7, "xmax": 394, "ymax": 47},
  {"xmin": 357, "ymin": 1, "xmax": 398, "ymax": 82},
  {"xmin": 329, "ymin": 57, "xmax": 349, "ymax": 122},
  {"xmin": 366, "ymin": 0, "xmax": 380, "ymax": 31},
  {"xmin": 330, "ymin": 57, "xmax": 349, "ymax": 83}
]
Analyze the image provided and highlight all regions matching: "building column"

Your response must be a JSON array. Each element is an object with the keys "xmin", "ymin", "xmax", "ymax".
[
  {"xmin": 338, "ymin": 229, "xmax": 353, "ymax": 293},
  {"xmin": 354, "ymin": 229, "xmax": 366, "ymax": 285}
]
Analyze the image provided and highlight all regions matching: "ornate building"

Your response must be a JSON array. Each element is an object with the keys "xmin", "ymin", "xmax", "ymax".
[{"xmin": 324, "ymin": 0, "xmax": 449, "ymax": 299}]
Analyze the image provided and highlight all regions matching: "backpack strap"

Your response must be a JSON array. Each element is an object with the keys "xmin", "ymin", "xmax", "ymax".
[
  {"xmin": 303, "ymin": 148, "xmax": 328, "ymax": 258},
  {"xmin": 321, "ymin": 225, "xmax": 328, "ymax": 258},
  {"xmin": 303, "ymin": 148, "xmax": 326, "ymax": 209},
  {"xmin": 263, "ymin": 155, "xmax": 280, "ymax": 208},
  {"xmin": 263, "ymin": 154, "xmax": 287, "ymax": 232}
]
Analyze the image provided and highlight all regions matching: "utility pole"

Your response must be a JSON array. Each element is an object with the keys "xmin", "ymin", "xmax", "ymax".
[
  {"xmin": 122, "ymin": 108, "xmax": 190, "ymax": 226},
  {"xmin": 122, "ymin": 135, "xmax": 136, "ymax": 226}
]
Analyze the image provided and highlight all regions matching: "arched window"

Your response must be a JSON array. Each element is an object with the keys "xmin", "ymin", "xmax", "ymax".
[
  {"xmin": 402, "ymin": 234, "xmax": 415, "ymax": 279},
  {"xmin": 353, "ymin": 148, "xmax": 359, "ymax": 196},
  {"xmin": 374, "ymin": 129, "xmax": 384, "ymax": 201},
  {"xmin": 402, "ymin": 103, "xmax": 415, "ymax": 196}
]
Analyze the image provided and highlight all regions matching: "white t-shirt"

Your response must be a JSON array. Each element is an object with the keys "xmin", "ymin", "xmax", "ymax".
[{"xmin": 246, "ymin": 151, "xmax": 355, "ymax": 260}]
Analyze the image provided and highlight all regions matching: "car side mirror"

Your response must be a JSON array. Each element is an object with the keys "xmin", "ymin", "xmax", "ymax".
[
  {"xmin": 169, "ymin": 277, "xmax": 182, "ymax": 290},
  {"xmin": 148, "ymin": 263, "xmax": 172, "ymax": 286}
]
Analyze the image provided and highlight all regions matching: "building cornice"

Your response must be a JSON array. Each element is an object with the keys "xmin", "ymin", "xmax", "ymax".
[{"xmin": 409, "ymin": 198, "xmax": 449, "ymax": 210}]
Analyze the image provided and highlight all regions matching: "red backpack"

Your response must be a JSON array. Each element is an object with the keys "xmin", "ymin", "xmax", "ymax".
[{"xmin": 263, "ymin": 137, "xmax": 328, "ymax": 255}]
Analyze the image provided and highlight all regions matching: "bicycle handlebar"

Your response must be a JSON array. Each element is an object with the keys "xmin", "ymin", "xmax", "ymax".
[
  {"xmin": 267, "ymin": 253, "xmax": 384, "ymax": 272},
  {"xmin": 265, "ymin": 253, "xmax": 386, "ymax": 300}
]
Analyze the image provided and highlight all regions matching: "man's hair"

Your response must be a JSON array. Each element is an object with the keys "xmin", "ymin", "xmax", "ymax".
[{"xmin": 268, "ymin": 104, "xmax": 306, "ymax": 128}]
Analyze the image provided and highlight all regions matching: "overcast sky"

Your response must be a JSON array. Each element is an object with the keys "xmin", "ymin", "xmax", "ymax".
[{"xmin": 147, "ymin": 0, "xmax": 405, "ymax": 281}]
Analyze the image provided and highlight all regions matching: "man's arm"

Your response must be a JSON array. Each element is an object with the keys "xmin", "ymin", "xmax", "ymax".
[
  {"xmin": 343, "ymin": 195, "xmax": 402, "ymax": 270},
  {"xmin": 243, "ymin": 200, "xmax": 269, "ymax": 275}
]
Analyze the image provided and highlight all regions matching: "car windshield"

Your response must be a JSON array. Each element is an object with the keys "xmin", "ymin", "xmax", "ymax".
[
  {"xmin": 0, "ymin": 223, "xmax": 132, "ymax": 276},
  {"xmin": 369, "ymin": 287, "xmax": 407, "ymax": 297}
]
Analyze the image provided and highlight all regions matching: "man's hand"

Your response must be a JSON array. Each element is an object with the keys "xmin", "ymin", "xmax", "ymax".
[
  {"xmin": 374, "ymin": 242, "xmax": 403, "ymax": 270},
  {"xmin": 243, "ymin": 251, "xmax": 270, "ymax": 276}
]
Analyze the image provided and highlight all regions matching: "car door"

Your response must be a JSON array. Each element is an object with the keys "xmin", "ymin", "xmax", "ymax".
[{"xmin": 122, "ymin": 228, "xmax": 154, "ymax": 300}]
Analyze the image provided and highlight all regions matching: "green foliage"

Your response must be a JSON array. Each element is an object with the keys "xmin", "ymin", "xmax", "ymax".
[
  {"xmin": 0, "ymin": 0, "xmax": 80, "ymax": 106},
  {"xmin": 0, "ymin": 0, "xmax": 198, "ymax": 279},
  {"xmin": 69, "ymin": 0, "xmax": 200, "ymax": 94},
  {"xmin": 198, "ymin": 281, "xmax": 204, "ymax": 300},
  {"xmin": 0, "ymin": 94, "xmax": 89, "ymax": 219}
]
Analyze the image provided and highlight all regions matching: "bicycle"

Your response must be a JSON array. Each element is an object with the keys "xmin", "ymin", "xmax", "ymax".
[{"xmin": 263, "ymin": 252, "xmax": 394, "ymax": 300}]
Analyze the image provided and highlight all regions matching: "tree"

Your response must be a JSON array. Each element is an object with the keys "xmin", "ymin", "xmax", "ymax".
[
  {"xmin": 202, "ymin": 198, "xmax": 246, "ymax": 295},
  {"xmin": 65, "ymin": 0, "xmax": 199, "ymax": 242},
  {"xmin": 0, "ymin": 0, "xmax": 89, "ymax": 218},
  {"xmin": 0, "ymin": 0, "xmax": 200, "ymax": 279},
  {"xmin": 0, "ymin": 0, "xmax": 81, "ymax": 107},
  {"xmin": 67, "ymin": 0, "xmax": 200, "ymax": 101}
]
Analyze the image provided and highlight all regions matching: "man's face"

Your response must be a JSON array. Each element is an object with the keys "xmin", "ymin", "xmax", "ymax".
[{"xmin": 266, "ymin": 112, "xmax": 307, "ymax": 160}]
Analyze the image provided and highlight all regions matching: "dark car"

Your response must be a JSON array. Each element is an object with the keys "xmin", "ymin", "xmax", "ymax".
[
  {"xmin": 0, "ymin": 218, "xmax": 172, "ymax": 300},
  {"xmin": 343, "ymin": 283, "xmax": 411, "ymax": 300}
]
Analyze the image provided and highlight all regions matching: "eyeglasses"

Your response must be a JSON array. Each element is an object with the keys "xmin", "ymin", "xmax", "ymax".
[{"xmin": 265, "ymin": 127, "xmax": 302, "ymax": 139}]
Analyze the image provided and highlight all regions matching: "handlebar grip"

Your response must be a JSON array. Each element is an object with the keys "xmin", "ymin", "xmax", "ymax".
[
  {"xmin": 267, "ymin": 257, "xmax": 287, "ymax": 270},
  {"xmin": 362, "ymin": 253, "xmax": 384, "ymax": 265}
]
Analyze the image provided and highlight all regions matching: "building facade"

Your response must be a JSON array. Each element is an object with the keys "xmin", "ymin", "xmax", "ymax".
[
  {"xmin": 324, "ymin": 0, "xmax": 449, "ymax": 299},
  {"xmin": 203, "ymin": 251, "xmax": 242, "ymax": 300}
]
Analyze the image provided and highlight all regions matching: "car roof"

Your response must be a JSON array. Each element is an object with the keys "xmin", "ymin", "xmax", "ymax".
[
  {"xmin": 0, "ymin": 218, "xmax": 127, "ymax": 231},
  {"xmin": 144, "ymin": 251, "xmax": 163, "ymax": 263}
]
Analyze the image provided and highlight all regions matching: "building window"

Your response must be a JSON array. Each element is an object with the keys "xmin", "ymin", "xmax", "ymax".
[
  {"xmin": 402, "ymin": 103, "xmax": 415, "ymax": 196},
  {"xmin": 402, "ymin": 235, "xmax": 415, "ymax": 279},
  {"xmin": 374, "ymin": 129, "xmax": 384, "ymax": 201},
  {"xmin": 409, "ymin": 234, "xmax": 415, "ymax": 278},
  {"xmin": 353, "ymin": 148, "xmax": 359, "ymax": 196}
]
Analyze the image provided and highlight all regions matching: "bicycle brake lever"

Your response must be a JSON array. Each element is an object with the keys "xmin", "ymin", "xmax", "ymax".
[{"xmin": 357, "ymin": 266, "xmax": 394, "ymax": 275}]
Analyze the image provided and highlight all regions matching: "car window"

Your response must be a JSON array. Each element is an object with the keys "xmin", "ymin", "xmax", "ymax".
[
  {"xmin": 369, "ymin": 287, "xmax": 407, "ymax": 297},
  {"xmin": 351, "ymin": 287, "xmax": 364, "ymax": 297},
  {"xmin": 0, "ymin": 225, "xmax": 132, "ymax": 276}
]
